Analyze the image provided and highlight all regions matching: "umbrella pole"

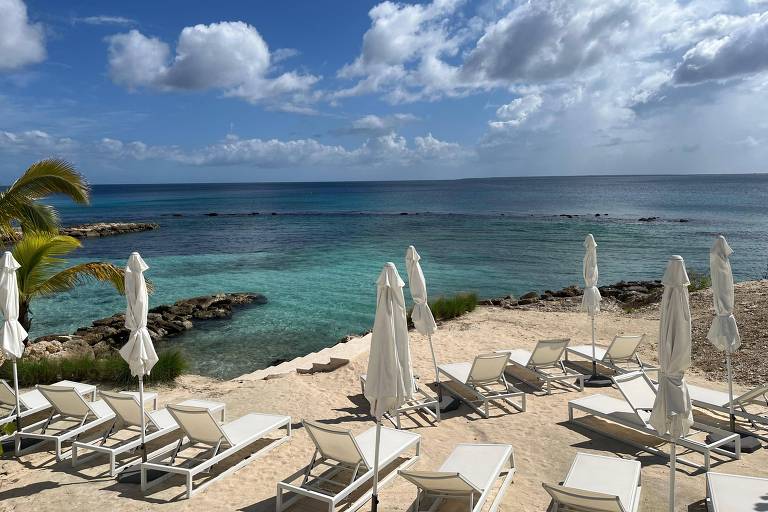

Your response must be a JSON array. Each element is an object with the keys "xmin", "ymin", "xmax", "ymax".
[
  {"xmin": 669, "ymin": 441, "xmax": 676, "ymax": 512},
  {"xmin": 371, "ymin": 420, "xmax": 381, "ymax": 512},
  {"xmin": 12, "ymin": 359, "xmax": 21, "ymax": 434},
  {"xmin": 427, "ymin": 334, "xmax": 440, "ymax": 399},
  {"xmin": 591, "ymin": 315, "xmax": 598, "ymax": 378},
  {"xmin": 585, "ymin": 315, "xmax": 611, "ymax": 387},
  {"xmin": 725, "ymin": 348, "xmax": 736, "ymax": 433},
  {"xmin": 139, "ymin": 375, "xmax": 147, "ymax": 462}
]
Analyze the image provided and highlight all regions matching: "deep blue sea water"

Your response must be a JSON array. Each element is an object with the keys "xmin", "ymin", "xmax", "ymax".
[{"xmin": 30, "ymin": 175, "xmax": 768, "ymax": 378}]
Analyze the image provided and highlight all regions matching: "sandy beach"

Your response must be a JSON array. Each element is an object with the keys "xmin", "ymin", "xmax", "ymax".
[{"xmin": 1, "ymin": 282, "xmax": 766, "ymax": 512}]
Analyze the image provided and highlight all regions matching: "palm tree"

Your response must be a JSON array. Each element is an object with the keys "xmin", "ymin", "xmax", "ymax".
[
  {"xmin": 0, "ymin": 159, "xmax": 89, "ymax": 242},
  {"xmin": 12, "ymin": 233, "xmax": 125, "ymax": 335}
]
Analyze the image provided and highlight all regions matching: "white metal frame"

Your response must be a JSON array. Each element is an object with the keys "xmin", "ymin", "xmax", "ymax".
[
  {"xmin": 497, "ymin": 339, "xmax": 585, "ymax": 395},
  {"xmin": 399, "ymin": 443, "xmax": 515, "ymax": 512},
  {"xmin": 140, "ymin": 411, "xmax": 291, "ymax": 499},
  {"xmin": 690, "ymin": 384, "xmax": 768, "ymax": 440},
  {"xmin": 359, "ymin": 374, "xmax": 439, "ymax": 428},
  {"xmin": 276, "ymin": 422, "xmax": 421, "ymax": 512},
  {"xmin": 438, "ymin": 354, "xmax": 526, "ymax": 418},
  {"xmin": 565, "ymin": 335, "xmax": 658, "ymax": 375}
]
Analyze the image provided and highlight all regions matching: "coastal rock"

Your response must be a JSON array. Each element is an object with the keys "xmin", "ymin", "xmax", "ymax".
[
  {"xmin": 61, "ymin": 222, "xmax": 159, "ymax": 238},
  {"xmin": 520, "ymin": 291, "xmax": 539, "ymax": 300},
  {"xmin": 25, "ymin": 335, "xmax": 94, "ymax": 361},
  {"xmin": 638, "ymin": 217, "xmax": 659, "ymax": 222}
]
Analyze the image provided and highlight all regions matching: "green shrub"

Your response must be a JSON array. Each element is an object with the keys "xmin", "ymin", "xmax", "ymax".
[
  {"xmin": 687, "ymin": 269, "xmax": 711, "ymax": 292},
  {"xmin": 0, "ymin": 350, "xmax": 187, "ymax": 388},
  {"xmin": 411, "ymin": 292, "xmax": 478, "ymax": 324}
]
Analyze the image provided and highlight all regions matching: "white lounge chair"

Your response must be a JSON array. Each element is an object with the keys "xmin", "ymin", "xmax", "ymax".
[
  {"xmin": 141, "ymin": 405, "xmax": 291, "ymax": 499},
  {"xmin": 71, "ymin": 392, "xmax": 226, "ymax": 476},
  {"xmin": 565, "ymin": 335, "xmax": 657, "ymax": 375},
  {"xmin": 568, "ymin": 372, "xmax": 740, "ymax": 470},
  {"xmin": 706, "ymin": 472, "xmax": 768, "ymax": 512},
  {"xmin": 497, "ymin": 339, "xmax": 584, "ymax": 395},
  {"xmin": 360, "ymin": 374, "xmax": 439, "ymax": 428},
  {"xmin": 399, "ymin": 443, "xmax": 515, "ymax": 512},
  {"xmin": 438, "ymin": 353, "xmax": 526, "ymax": 418},
  {"xmin": 277, "ymin": 419, "xmax": 421, "ymax": 512},
  {"xmin": 0, "ymin": 379, "xmax": 96, "ymax": 440},
  {"xmin": 543, "ymin": 452, "xmax": 641, "ymax": 512},
  {"xmin": 688, "ymin": 383, "xmax": 768, "ymax": 437},
  {"xmin": 15, "ymin": 384, "xmax": 115, "ymax": 460}
]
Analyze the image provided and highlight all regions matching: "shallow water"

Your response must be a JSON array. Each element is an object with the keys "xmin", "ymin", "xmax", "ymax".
[{"xmin": 28, "ymin": 174, "xmax": 768, "ymax": 378}]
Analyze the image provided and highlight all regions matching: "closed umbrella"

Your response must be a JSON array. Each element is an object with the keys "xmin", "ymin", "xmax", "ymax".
[
  {"xmin": 365, "ymin": 263, "xmax": 413, "ymax": 512},
  {"xmin": 118, "ymin": 252, "xmax": 157, "ymax": 462},
  {"xmin": 707, "ymin": 236, "xmax": 741, "ymax": 433},
  {"xmin": 581, "ymin": 235, "xmax": 610, "ymax": 387},
  {"xmin": 405, "ymin": 246, "xmax": 438, "ymax": 384},
  {"xmin": 650, "ymin": 255, "xmax": 694, "ymax": 512},
  {"xmin": 0, "ymin": 251, "xmax": 28, "ymax": 433}
]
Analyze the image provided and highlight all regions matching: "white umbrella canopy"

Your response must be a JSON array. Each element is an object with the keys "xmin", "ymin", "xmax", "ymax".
[
  {"xmin": 405, "ymin": 246, "xmax": 438, "ymax": 383},
  {"xmin": 707, "ymin": 235, "xmax": 741, "ymax": 432},
  {"xmin": 365, "ymin": 262, "xmax": 413, "ymax": 512},
  {"xmin": 118, "ymin": 252, "xmax": 157, "ymax": 461},
  {"xmin": 581, "ymin": 234, "xmax": 610, "ymax": 386},
  {"xmin": 650, "ymin": 255, "xmax": 694, "ymax": 512},
  {"xmin": 0, "ymin": 251, "xmax": 28, "ymax": 432}
]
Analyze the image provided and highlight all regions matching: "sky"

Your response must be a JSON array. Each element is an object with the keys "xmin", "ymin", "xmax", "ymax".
[{"xmin": 1, "ymin": 0, "xmax": 768, "ymax": 183}]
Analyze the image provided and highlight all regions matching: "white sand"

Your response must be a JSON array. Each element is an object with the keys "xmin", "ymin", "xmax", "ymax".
[{"xmin": 1, "ymin": 305, "xmax": 765, "ymax": 511}]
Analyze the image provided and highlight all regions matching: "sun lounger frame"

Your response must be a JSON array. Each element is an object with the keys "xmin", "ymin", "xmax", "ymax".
[
  {"xmin": 689, "ymin": 384, "xmax": 768, "ymax": 440},
  {"xmin": 438, "ymin": 354, "xmax": 526, "ymax": 418},
  {"xmin": 359, "ymin": 375, "xmax": 439, "ymax": 428},
  {"xmin": 140, "ymin": 411, "xmax": 291, "ymax": 499},
  {"xmin": 399, "ymin": 443, "xmax": 515, "ymax": 512},
  {"xmin": 497, "ymin": 339, "xmax": 585, "ymax": 395},
  {"xmin": 276, "ymin": 421, "xmax": 421, "ymax": 512},
  {"xmin": 568, "ymin": 395, "xmax": 740, "ymax": 471},
  {"xmin": 706, "ymin": 471, "xmax": 768, "ymax": 512},
  {"xmin": 565, "ymin": 334, "xmax": 658, "ymax": 375}
]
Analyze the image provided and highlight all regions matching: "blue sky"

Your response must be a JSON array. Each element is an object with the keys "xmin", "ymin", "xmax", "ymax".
[{"xmin": 1, "ymin": 0, "xmax": 768, "ymax": 183}]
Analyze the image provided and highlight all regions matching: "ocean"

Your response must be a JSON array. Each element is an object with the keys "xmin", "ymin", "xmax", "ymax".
[{"xmin": 32, "ymin": 174, "xmax": 768, "ymax": 379}]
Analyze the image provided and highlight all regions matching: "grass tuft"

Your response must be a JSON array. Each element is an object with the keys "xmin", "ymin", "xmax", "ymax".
[
  {"xmin": 0, "ymin": 350, "xmax": 187, "ymax": 387},
  {"xmin": 687, "ymin": 269, "xmax": 711, "ymax": 292},
  {"xmin": 410, "ymin": 292, "xmax": 478, "ymax": 324}
]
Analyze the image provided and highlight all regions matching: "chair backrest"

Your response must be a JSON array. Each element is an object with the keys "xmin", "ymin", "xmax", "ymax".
[
  {"xmin": 468, "ymin": 353, "xmax": 509, "ymax": 385},
  {"xmin": 736, "ymin": 384, "xmax": 768, "ymax": 405},
  {"xmin": 528, "ymin": 339, "xmax": 570, "ymax": 367},
  {"xmin": 0, "ymin": 380, "xmax": 17, "ymax": 408},
  {"xmin": 613, "ymin": 371, "xmax": 657, "ymax": 413},
  {"xmin": 605, "ymin": 334, "xmax": 645, "ymax": 361},
  {"xmin": 303, "ymin": 419, "xmax": 365, "ymax": 467},
  {"xmin": 100, "ymin": 391, "xmax": 153, "ymax": 429},
  {"xmin": 37, "ymin": 384, "xmax": 91, "ymax": 418},
  {"xmin": 167, "ymin": 404, "xmax": 228, "ymax": 446},
  {"xmin": 542, "ymin": 483, "xmax": 627, "ymax": 512},
  {"xmin": 398, "ymin": 470, "xmax": 477, "ymax": 494}
]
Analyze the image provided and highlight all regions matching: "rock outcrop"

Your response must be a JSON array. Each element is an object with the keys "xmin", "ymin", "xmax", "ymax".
[
  {"xmin": 22, "ymin": 292, "xmax": 266, "ymax": 361},
  {"xmin": 61, "ymin": 222, "xmax": 159, "ymax": 238},
  {"xmin": 481, "ymin": 280, "xmax": 664, "ymax": 309}
]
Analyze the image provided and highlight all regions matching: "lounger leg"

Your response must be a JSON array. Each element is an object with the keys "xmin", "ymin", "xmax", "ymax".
[{"xmin": 186, "ymin": 472, "xmax": 193, "ymax": 500}]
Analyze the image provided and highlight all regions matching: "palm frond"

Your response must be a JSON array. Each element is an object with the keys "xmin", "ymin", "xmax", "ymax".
[
  {"xmin": 6, "ymin": 159, "xmax": 89, "ymax": 204},
  {"xmin": 12, "ymin": 234, "xmax": 83, "ymax": 299},
  {"xmin": 41, "ymin": 262, "xmax": 125, "ymax": 297},
  {"xmin": 0, "ymin": 199, "xmax": 59, "ymax": 234}
]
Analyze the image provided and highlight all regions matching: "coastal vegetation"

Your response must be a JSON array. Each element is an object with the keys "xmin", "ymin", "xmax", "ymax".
[
  {"xmin": 427, "ymin": 292, "xmax": 478, "ymax": 322},
  {"xmin": 687, "ymin": 269, "xmax": 712, "ymax": 292},
  {"xmin": 0, "ymin": 349, "xmax": 187, "ymax": 387}
]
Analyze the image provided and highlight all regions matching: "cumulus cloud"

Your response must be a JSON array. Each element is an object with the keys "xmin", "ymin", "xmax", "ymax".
[
  {"xmin": 0, "ymin": 0, "xmax": 45, "ymax": 71},
  {"xmin": 106, "ymin": 21, "xmax": 318, "ymax": 107},
  {"xmin": 0, "ymin": 130, "xmax": 76, "ymax": 153},
  {"xmin": 489, "ymin": 94, "xmax": 543, "ymax": 129},
  {"xmin": 673, "ymin": 12, "xmax": 768, "ymax": 84},
  {"xmin": 336, "ymin": 113, "xmax": 419, "ymax": 135}
]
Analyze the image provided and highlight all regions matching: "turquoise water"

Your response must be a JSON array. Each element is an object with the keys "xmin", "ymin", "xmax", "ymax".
[{"xmin": 28, "ymin": 175, "xmax": 768, "ymax": 379}]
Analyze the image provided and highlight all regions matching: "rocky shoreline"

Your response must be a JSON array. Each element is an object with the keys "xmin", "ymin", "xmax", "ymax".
[
  {"xmin": 23, "ymin": 292, "xmax": 266, "ymax": 361},
  {"xmin": 1, "ymin": 222, "xmax": 159, "ymax": 243},
  {"xmin": 481, "ymin": 279, "xmax": 664, "ymax": 309}
]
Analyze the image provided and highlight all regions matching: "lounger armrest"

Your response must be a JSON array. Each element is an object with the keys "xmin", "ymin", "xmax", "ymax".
[{"xmin": 398, "ymin": 470, "xmax": 478, "ymax": 494}]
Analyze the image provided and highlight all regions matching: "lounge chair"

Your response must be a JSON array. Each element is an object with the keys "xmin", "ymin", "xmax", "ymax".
[
  {"xmin": 71, "ymin": 392, "xmax": 226, "ymax": 476},
  {"xmin": 140, "ymin": 405, "xmax": 291, "ymax": 499},
  {"xmin": 399, "ymin": 443, "xmax": 515, "ymax": 512},
  {"xmin": 688, "ymin": 383, "xmax": 768, "ymax": 436},
  {"xmin": 706, "ymin": 472, "xmax": 768, "ymax": 512},
  {"xmin": 567, "ymin": 372, "xmax": 740, "ymax": 470},
  {"xmin": 497, "ymin": 339, "xmax": 584, "ymax": 395},
  {"xmin": 0, "ymin": 379, "xmax": 96, "ymax": 440},
  {"xmin": 359, "ymin": 374, "xmax": 439, "ymax": 428},
  {"xmin": 565, "ymin": 334, "xmax": 657, "ymax": 375},
  {"xmin": 277, "ymin": 419, "xmax": 421, "ymax": 512},
  {"xmin": 543, "ymin": 452, "xmax": 641, "ymax": 512},
  {"xmin": 15, "ymin": 384, "xmax": 115, "ymax": 460},
  {"xmin": 438, "ymin": 353, "xmax": 526, "ymax": 418}
]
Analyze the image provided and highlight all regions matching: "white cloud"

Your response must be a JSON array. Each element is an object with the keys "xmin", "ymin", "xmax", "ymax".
[
  {"xmin": 673, "ymin": 12, "xmax": 768, "ymax": 84},
  {"xmin": 0, "ymin": 130, "xmax": 76, "ymax": 153},
  {"xmin": 489, "ymin": 94, "xmax": 543, "ymax": 129},
  {"xmin": 337, "ymin": 113, "xmax": 419, "ymax": 135},
  {"xmin": 106, "ymin": 21, "xmax": 319, "ymax": 107},
  {"xmin": 75, "ymin": 15, "xmax": 135, "ymax": 26},
  {"xmin": 0, "ymin": 0, "xmax": 45, "ymax": 71}
]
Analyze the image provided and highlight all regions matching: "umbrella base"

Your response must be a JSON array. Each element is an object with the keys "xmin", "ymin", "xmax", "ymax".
[
  {"xmin": 705, "ymin": 431, "xmax": 761, "ymax": 454},
  {"xmin": 118, "ymin": 465, "xmax": 165, "ymax": 484},
  {"xmin": 584, "ymin": 374, "xmax": 613, "ymax": 387},
  {"xmin": 428, "ymin": 395, "xmax": 461, "ymax": 414}
]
